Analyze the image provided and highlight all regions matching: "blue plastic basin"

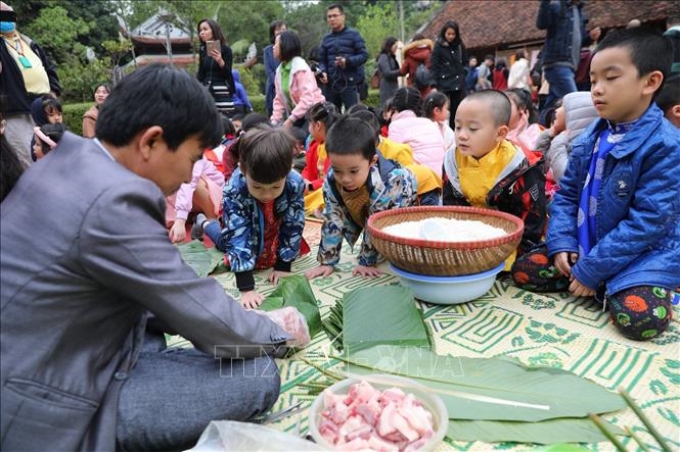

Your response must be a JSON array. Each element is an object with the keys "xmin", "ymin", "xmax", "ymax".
[{"xmin": 389, "ymin": 263, "xmax": 505, "ymax": 305}]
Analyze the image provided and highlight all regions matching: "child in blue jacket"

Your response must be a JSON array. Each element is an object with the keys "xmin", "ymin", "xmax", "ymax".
[
  {"xmin": 512, "ymin": 28, "xmax": 680, "ymax": 341},
  {"xmin": 305, "ymin": 115, "xmax": 417, "ymax": 280},
  {"xmin": 198, "ymin": 126, "xmax": 308, "ymax": 308},
  {"xmin": 232, "ymin": 69, "xmax": 253, "ymax": 115}
]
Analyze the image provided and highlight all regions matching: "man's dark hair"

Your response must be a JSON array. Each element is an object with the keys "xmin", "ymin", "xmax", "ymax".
[
  {"xmin": 326, "ymin": 115, "xmax": 376, "ymax": 161},
  {"xmin": 327, "ymin": 4, "xmax": 343, "ymax": 13},
  {"xmin": 656, "ymin": 73, "xmax": 680, "ymax": 114},
  {"xmin": 238, "ymin": 126, "xmax": 294, "ymax": 184},
  {"xmin": 595, "ymin": 27, "xmax": 673, "ymax": 88},
  {"xmin": 269, "ymin": 19, "xmax": 285, "ymax": 44},
  {"xmin": 463, "ymin": 90, "xmax": 511, "ymax": 127},
  {"xmin": 0, "ymin": 135, "xmax": 24, "ymax": 203},
  {"xmin": 667, "ymin": 15, "xmax": 680, "ymax": 27},
  {"xmin": 96, "ymin": 64, "xmax": 222, "ymax": 151},
  {"xmin": 278, "ymin": 31, "xmax": 302, "ymax": 62}
]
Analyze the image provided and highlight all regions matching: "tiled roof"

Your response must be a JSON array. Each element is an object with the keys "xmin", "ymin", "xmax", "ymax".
[{"xmin": 420, "ymin": 0, "xmax": 679, "ymax": 50}]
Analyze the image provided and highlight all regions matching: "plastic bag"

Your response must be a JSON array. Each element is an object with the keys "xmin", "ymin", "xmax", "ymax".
[{"xmin": 186, "ymin": 420, "xmax": 323, "ymax": 451}]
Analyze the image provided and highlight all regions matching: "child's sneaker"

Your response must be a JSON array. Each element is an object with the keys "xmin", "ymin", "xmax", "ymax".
[{"xmin": 191, "ymin": 214, "xmax": 206, "ymax": 241}]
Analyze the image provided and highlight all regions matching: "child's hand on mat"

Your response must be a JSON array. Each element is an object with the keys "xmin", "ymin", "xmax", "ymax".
[
  {"xmin": 241, "ymin": 290, "xmax": 264, "ymax": 309},
  {"xmin": 168, "ymin": 219, "xmax": 186, "ymax": 244},
  {"xmin": 305, "ymin": 265, "xmax": 334, "ymax": 280},
  {"xmin": 269, "ymin": 270, "xmax": 290, "ymax": 285},
  {"xmin": 569, "ymin": 278, "xmax": 596, "ymax": 298},
  {"xmin": 352, "ymin": 265, "xmax": 381, "ymax": 278},
  {"xmin": 554, "ymin": 252, "xmax": 578, "ymax": 277}
]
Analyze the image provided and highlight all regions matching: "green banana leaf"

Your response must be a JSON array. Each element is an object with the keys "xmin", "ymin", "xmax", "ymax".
[
  {"xmin": 337, "ymin": 346, "xmax": 626, "ymax": 422},
  {"xmin": 176, "ymin": 240, "xmax": 224, "ymax": 278},
  {"xmin": 335, "ymin": 286, "xmax": 432, "ymax": 354},
  {"xmin": 447, "ymin": 418, "xmax": 625, "ymax": 444},
  {"xmin": 259, "ymin": 275, "xmax": 322, "ymax": 339}
]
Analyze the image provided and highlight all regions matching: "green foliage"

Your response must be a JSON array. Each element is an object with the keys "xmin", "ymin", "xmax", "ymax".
[
  {"xmin": 216, "ymin": 1, "xmax": 286, "ymax": 55},
  {"xmin": 22, "ymin": 6, "xmax": 90, "ymax": 65},
  {"xmin": 58, "ymin": 58, "xmax": 111, "ymax": 104},
  {"xmin": 356, "ymin": 2, "xmax": 399, "ymax": 61},
  {"xmin": 62, "ymin": 102, "xmax": 92, "ymax": 137}
]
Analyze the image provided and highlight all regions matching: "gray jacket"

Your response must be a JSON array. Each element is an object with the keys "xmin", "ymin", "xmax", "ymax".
[
  {"xmin": 537, "ymin": 91, "xmax": 598, "ymax": 183},
  {"xmin": 0, "ymin": 133, "xmax": 290, "ymax": 451}
]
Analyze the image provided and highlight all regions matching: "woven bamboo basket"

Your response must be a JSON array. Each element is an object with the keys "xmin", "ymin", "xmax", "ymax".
[{"xmin": 367, "ymin": 206, "xmax": 524, "ymax": 276}]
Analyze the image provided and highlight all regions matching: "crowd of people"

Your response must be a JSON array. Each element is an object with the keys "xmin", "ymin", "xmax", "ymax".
[{"xmin": 2, "ymin": 1, "xmax": 680, "ymax": 451}]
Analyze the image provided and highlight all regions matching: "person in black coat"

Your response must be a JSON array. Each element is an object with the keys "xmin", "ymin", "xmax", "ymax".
[
  {"xmin": 197, "ymin": 19, "xmax": 235, "ymax": 115},
  {"xmin": 430, "ymin": 20, "xmax": 468, "ymax": 127}
]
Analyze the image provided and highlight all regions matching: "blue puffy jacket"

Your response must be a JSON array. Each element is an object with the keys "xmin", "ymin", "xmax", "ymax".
[
  {"xmin": 536, "ymin": 0, "xmax": 589, "ymax": 69},
  {"xmin": 318, "ymin": 26, "xmax": 368, "ymax": 85},
  {"xmin": 547, "ymin": 104, "xmax": 680, "ymax": 295}
]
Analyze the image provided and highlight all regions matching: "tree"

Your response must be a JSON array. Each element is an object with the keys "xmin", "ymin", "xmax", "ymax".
[
  {"xmin": 22, "ymin": 6, "xmax": 90, "ymax": 65},
  {"xmin": 356, "ymin": 2, "xmax": 399, "ymax": 60}
]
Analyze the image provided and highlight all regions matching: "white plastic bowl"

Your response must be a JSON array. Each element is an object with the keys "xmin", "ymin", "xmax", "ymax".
[
  {"xmin": 390, "ymin": 262, "xmax": 504, "ymax": 305},
  {"xmin": 308, "ymin": 374, "xmax": 448, "ymax": 451}
]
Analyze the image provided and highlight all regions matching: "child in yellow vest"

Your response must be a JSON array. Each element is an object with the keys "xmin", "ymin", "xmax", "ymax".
[{"xmin": 443, "ymin": 90, "xmax": 546, "ymax": 269}]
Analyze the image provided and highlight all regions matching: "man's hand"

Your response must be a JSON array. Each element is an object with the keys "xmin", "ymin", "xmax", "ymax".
[
  {"xmin": 554, "ymin": 251, "xmax": 578, "ymax": 278},
  {"xmin": 168, "ymin": 219, "xmax": 186, "ymax": 244},
  {"xmin": 241, "ymin": 290, "xmax": 264, "ymax": 309},
  {"xmin": 305, "ymin": 265, "xmax": 334, "ymax": 280},
  {"xmin": 264, "ymin": 306, "xmax": 310, "ymax": 347},
  {"xmin": 268, "ymin": 270, "xmax": 290, "ymax": 285},
  {"xmin": 352, "ymin": 265, "xmax": 381, "ymax": 278}
]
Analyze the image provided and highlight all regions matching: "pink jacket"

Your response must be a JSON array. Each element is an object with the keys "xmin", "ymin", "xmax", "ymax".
[
  {"xmin": 271, "ymin": 56, "xmax": 325, "ymax": 124},
  {"xmin": 174, "ymin": 158, "xmax": 224, "ymax": 220},
  {"xmin": 388, "ymin": 110, "xmax": 446, "ymax": 177}
]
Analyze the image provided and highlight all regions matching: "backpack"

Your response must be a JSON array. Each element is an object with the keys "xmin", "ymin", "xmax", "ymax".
[{"xmin": 414, "ymin": 62, "xmax": 433, "ymax": 90}]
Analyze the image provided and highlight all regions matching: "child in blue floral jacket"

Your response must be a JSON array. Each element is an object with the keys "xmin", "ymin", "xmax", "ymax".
[
  {"xmin": 305, "ymin": 115, "xmax": 417, "ymax": 280},
  {"xmin": 199, "ymin": 126, "xmax": 309, "ymax": 308}
]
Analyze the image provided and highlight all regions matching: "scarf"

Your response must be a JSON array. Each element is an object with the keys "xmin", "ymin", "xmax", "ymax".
[{"xmin": 577, "ymin": 120, "xmax": 636, "ymax": 255}]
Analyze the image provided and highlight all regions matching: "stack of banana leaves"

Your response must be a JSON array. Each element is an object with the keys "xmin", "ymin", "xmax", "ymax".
[{"xmin": 317, "ymin": 286, "xmax": 629, "ymax": 445}]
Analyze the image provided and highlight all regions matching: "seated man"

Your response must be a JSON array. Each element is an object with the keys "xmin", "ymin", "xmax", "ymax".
[{"xmin": 0, "ymin": 64, "xmax": 309, "ymax": 452}]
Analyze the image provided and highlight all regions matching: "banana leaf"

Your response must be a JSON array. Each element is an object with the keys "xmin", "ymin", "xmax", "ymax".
[
  {"xmin": 447, "ymin": 418, "xmax": 625, "ymax": 444},
  {"xmin": 329, "ymin": 286, "xmax": 432, "ymax": 354},
  {"xmin": 336, "ymin": 346, "xmax": 626, "ymax": 422},
  {"xmin": 176, "ymin": 240, "xmax": 224, "ymax": 278},
  {"xmin": 258, "ymin": 275, "xmax": 322, "ymax": 339}
]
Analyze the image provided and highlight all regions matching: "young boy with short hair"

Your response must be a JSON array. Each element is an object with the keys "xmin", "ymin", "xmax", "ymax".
[
  {"xmin": 305, "ymin": 115, "xmax": 417, "ymax": 279},
  {"xmin": 443, "ymin": 89, "xmax": 547, "ymax": 268},
  {"xmin": 512, "ymin": 28, "xmax": 680, "ymax": 341}
]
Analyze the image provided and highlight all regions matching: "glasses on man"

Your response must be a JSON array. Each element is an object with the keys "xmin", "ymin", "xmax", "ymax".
[{"xmin": 327, "ymin": 13, "xmax": 342, "ymax": 19}]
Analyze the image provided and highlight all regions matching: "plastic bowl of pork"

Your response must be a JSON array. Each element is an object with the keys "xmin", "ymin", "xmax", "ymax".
[
  {"xmin": 308, "ymin": 374, "xmax": 448, "ymax": 451},
  {"xmin": 389, "ymin": 262, "xmax": 505, "ymax": 305}
]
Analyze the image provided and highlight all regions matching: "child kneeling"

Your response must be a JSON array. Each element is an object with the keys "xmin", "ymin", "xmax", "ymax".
[
  {"xmin": 305, "ymin": 115, "xmax": 418, "ymax": 279},
  {"xmin": 198, "ymin": 126, "xmax": 309, "ymax": 308},
  {"xmin": 511, "ymin": 28, "xmax": 680, "ymax": 341},
  {"xmin": 443, "ymin": 89, "xmax": 547, "ymax": 269}
]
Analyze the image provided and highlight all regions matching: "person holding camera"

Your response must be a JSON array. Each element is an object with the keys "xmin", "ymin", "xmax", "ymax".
[
  {"xmin": 197, "ymin": 19, "xmax": 235, "ymax": 115},
  {"xmin": 318, "ymin": 4, "xmax": 368, "ymax": 111}
]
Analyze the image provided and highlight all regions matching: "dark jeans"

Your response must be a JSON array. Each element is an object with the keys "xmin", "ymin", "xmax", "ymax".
[
  {"xmin": 116, "ymin": 333, "xmax": 280, "ymax": 451},
  {"xmin": 445, "ymin": 90, "xmax": 466, "ymax": 129},
  {"xmin": 324, "ymin": 84, "xmax": 359, "ymax": 112},
  {"xmin": 511, "ymin": 245, "xmax": 673, "ymax": 341},
  {"xmin": 541, "ymin": 66, "xmax": 577, "ymax": 125}
]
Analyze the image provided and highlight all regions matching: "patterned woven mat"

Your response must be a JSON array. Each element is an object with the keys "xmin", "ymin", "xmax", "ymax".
[{"xmin": 170, "ymin": 220, "xmax": 680, "ymax": 451}]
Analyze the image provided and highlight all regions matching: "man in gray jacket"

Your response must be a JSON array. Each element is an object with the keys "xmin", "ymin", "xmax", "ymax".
[{"xmin": 0, "ymin": 64, "xmax": 309, "ymax": 451}]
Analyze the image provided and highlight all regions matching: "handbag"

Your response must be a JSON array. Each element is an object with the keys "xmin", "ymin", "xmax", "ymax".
[{"xmin": 370, "ymin": 68, "xmax": 380, "ymax": 89}]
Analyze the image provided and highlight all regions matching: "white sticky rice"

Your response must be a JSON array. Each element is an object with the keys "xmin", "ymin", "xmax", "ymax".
[{"xmin": 383, "ymin": 217, "xmax": 507, "ymax": 242}]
